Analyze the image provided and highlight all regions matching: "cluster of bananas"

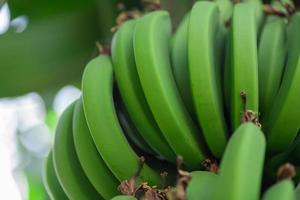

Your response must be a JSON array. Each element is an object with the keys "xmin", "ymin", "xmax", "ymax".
[{"xmin": 43, "ymin": 0, "xmax": 300, "ymax": 199}]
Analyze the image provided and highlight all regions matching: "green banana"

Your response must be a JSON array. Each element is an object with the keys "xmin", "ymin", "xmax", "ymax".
[
  {"xmin": 216, "ymin": 0, "xmax": 233, "ymax": 131},
  {"xmin": 213, "ymin": 123, "xmax": 266, "ymax": 200},
  {"xmin": 134, "ymin": 10, "xmax": 206, "ymax": 170},
  {"xmin": 43, "ymin": 151, "xmax": 68, "ymax": 200},
  {"xmin": 262, "ymin": 180, "xmax": 295, "ymax": 200},
  {"xmin": 215, "ymin": 0, "xmax": 233, "ymax": 69},
  {"xmin": 111, "ymin": 19, "xmax": 176, "ymax": 162},
  {"xmin": 188, "ymin": 1, "xmax": 228, "ymax": 158},
  {"xmin": 53, "ymin": 102, "xmax": 102, "ymax": 200},
  {"xmin": 258, "ymin": 16, "xmax": 287, "ymax": 121},
  {"xmin": 81, "ymin": 55, "xmax": 161, "ymax": 186},
  {"xmin": 73, "ymin": 98, "xmax": 120, "ymax": 199},
  {"xmin": 186, "ymin": 171, "xmax": 218, "ymax": 200},
  {"xmin": 171, "ymin": 13, "xmax": 196, "ymax": 120},
  {"xmin": 242, "ymin": 0, "xmax": 264, "ymax": 31},
  {"xmin": 110, "ymin": 196, "xmax": 137, "ymax": 200},
  {"xmin": 229, "ymin": 3, "xmax": 259, "ymax": 130},
  {"xmin": 264, "ymin": 13, "xmax": 300, "ymax": 153}
]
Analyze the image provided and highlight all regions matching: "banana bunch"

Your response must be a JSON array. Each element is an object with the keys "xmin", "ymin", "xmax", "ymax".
[{"xmin": 43, "ymin": 0, "xmax": 300, "ymax": 199}]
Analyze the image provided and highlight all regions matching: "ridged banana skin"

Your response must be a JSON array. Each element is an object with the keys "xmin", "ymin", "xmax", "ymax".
[
  {"xmin": 111, "ymin": 19, "xmax": 175, "ymax": 162},
  {"xmin": 262, "ymin": 180, "xmax": 295, "ymax": 200},
  {"xmin": 110, "ymin": 196, "xmax": 137, "ymax": 200},
  {"xmin": 188, "ymin": 1, "xmax": 228, "ymax": 158},
  {"xmin": 258, "ymin": 16, "xmax": 287, "ymax": 121},
  {"xmin": 213, "ymin": 123, "xmax": 266, "ymax": 200},
  {"xmin": 216, "ymin": 0, "xmax": 233, "ymax": 132},
  {"xmin": 171, "ymin": 13, "xmax": 196, "ymax": 119},
  {"xmin": 242, "ymin": 0, "xmax": 264, "ymax": 30},
  {"xmin": 134, "ymin": 11, "xmax": 206, "ymax": 170},
  {"xmin": 73, "ymin": 99, "xmax": 120, "ymax": 199},
  {"xmin": 43, "ymin": 151, "xmax": 68, "ymax": 200},
  {"xmin": 53, "ymin": 102, "xmax": 102, "ymax": 200},
  {"xmin": 82, "ymin": 55, "xmax": 161, "ymax": 186},
  {"xmin": 229, "ymin": 3, "xmax": 259, "ymax": 130},
  {"xmin": 264, "ymin": 13, "xmax": 300, "ymax": 153},
  {"xmin": 186, "ymin": 171, "xmax": 218, "ymax": 200}
]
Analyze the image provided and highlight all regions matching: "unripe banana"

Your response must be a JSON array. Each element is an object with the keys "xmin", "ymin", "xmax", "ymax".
[
  {"xmin": 82, "ymin": 55, "xmax": 161, "ymax": 186},
  {"xmin": 43, "ymin": 151, "xmax": 68, "ymax": 200},
  {"xmin": 134, "ymin": 11, "xmax": 206, "ymax": 169},
  {"xmin": 171, "ymin": 13, "xmax": 195, "ymax": 120},
  {"xmin": 262, "ymin": 180, "xmax": 295, "ymax": 200},
  {"xmin": 264, "ymin": 13, "xmax": 300, "ymax": 153},
  {"xmin": 215, "ymin": 0, "xmax": 233, "ymax": 131},
  {"xmin": 73, "ymin": 99, "xmax": 120, "ymax": 199},
  {"xmin": 186, "ymin": 171, "xmax": 218, "ymax": 200},
  {"xmin": 53, "ymin": 102, "xmax": 102, "ymax": 200},
  {"xmin": 111, "ymin": 19, "xmax": 176, "ymax": 162},
  {"xmin": 188, "ymin": 1, "xmax": 228, "ymax": 158},
  {"xmin": 258, "ymin": 16, "xmax": 287, "ymax": 121},
  {"xmin": 213, "ymin": 123, "xmax": 266, "ymax": 200},
  {"xmin": 229, "ymin": 3, "xmax": 259, "ymax": 130},
  {"xmin": 242, "ymin": 0, "xmax": 264, "ymax": 31}
]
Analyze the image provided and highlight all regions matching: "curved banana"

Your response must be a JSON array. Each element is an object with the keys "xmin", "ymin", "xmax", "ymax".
[
  {"xmin": 43, "ymin": 151, "xmax": 68, "ymax": 200},
  {"xmin": 81, "ymin": 55, "xmax": 161, "ymax": 186},
  {"xmin": 134, "ymin": 11, "xmax": 206, "ymax": 169},
  {"xmin": 242, "ymin": 0, "xmax": 264, "ymax": 31},
  {"xmin": 171, "ymin": 13, "xmax": 195, "ymax": 120},
  {"xmin": 213, "ymin": 123, "xmax": 266, "ymax": 200},
  {"xmin": 229, "ymin": 3, "xmax": 259, "ymax": 130},
  {"xmin": 53, "ymin": 102, "xmax": 102, "ymax": 200},
  {"xmin": 186, "ymin": 171, "xmax": 218, "ymax": 200},
  {"xmin": 264, "ymin": 13, "xmax": 300, "ymax": 153},
  {"xmin": 111, "ymin": 19, "xmax": 175, "ymax": 162},
  {"xmin": 110, "ymin": 196, "xmax": 137, "ymax": 200},
  {"xmin": 258, "ymin": 16, "xmax": 287, "ymax": 121},
  {"xmin": 262, "ymin": 180, "xmax": 295, "ymax": 200},
  {"xmin": 188, "ymin": 1, "xmax": 228, "ymax": 157},
  {"xmin": 215, "ymin": 0, "xmax": 233, "ymax": 130},
  {"xmin": 73, "ymin": 98, "xmax": 120, "ymax": 199}
]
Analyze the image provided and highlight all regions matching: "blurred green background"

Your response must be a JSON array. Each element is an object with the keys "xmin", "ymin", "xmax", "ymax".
[{"xmin": 0, "ymin": 0, "xmax": 194, "ymax": 199}]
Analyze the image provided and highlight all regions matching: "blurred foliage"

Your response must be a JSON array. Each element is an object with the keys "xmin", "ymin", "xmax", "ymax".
[
  {"xmin": 0, "ymin": 0, "xmax": 192, "ymax": 98},
  {"xmin": 0, "ymin": 7, "xmax": 99, "ymax": 97}
]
